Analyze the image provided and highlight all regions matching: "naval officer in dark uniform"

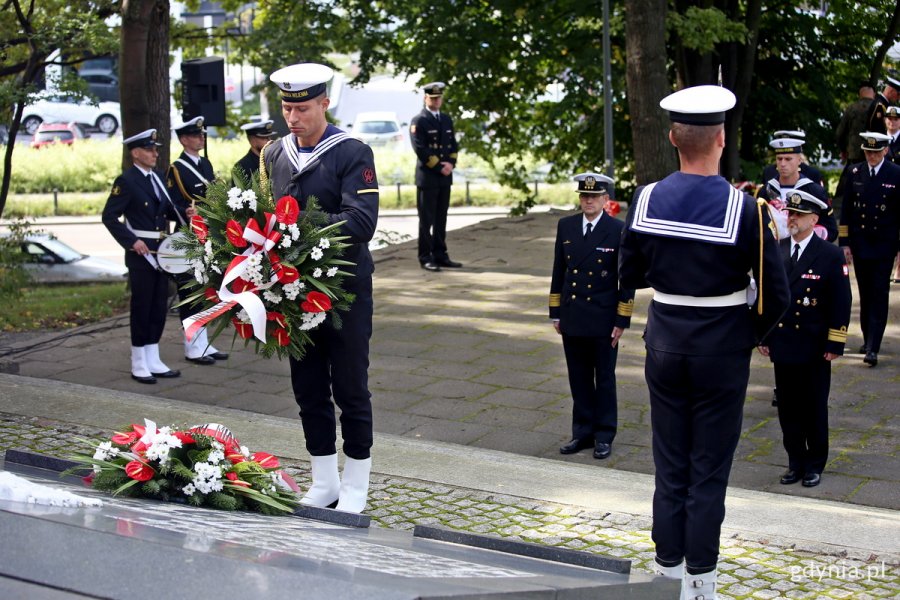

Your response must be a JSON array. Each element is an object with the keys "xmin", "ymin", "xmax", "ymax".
[
  {"xmin": 838, "ymin": 131, "xmax": 900, "ymax": 366},
  {"xmin": 410, "ymin": 81, "xmax": 461, "ymax": 272},
  {"xmin": 550, "ymin": 172, "xmax": 634, "ymax": 460},
  {"xmin": 102, "ymin": 129, "xmax": 187, "ymax": 384},
  {"xmin": 760, "ymin": 130, "xmax": 824, "ymax": 186},
  {"xmin": 262, "ymin": 63, "xmax": 379, "ymax": 514},
  {"xmin": 885, "ymin": 106, "xmax": 900, "ymax": 164},
  {"xmin": 165, "ymin": 116, "xmax": 227, "ymax": 365},
  {"xmin": 234, "ymin": 119, "xmax": 277, "ymax": 182},
  {"xmin": 758, "ymin": 189, "xmax": 851, "ymax": 489},
  {"xmin": 619, "ymin": 86, "xmax": 790, "ymax": 598},
  {"xmin": 864, "ymin": 73, "xmax": 900, "ymax": 135}
]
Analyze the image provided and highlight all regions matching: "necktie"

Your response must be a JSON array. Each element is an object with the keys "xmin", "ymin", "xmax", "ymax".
[
  {"xmin": 584, "ymin": 222, "xmax": 592, "ymax": 239},
  {"xmin": 146, "ymin": 174, "xmax": 160, "ymax": 200},
  {"xmin": 791, "ymin": 243, "xmax": 800, "ymax": 268},
  {"xmin": 871, "ymin": 167, "xmax": 876, "ymax": 178}
]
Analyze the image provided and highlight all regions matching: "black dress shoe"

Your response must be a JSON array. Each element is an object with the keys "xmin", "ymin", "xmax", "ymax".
[
  {"xmin": 593, "ymin": 441, "xmax": 612, "ymax": 460},
  {"xmin": 420, "ymin": 262, "xmax": 442, "ymax": 272},
  {"xmin": 779, "ymin": 469, "xmax": 801, "ymax": 485},
  {"xmin": 436, "ymin": 258, "xmax": 463, "ymax": 268},
  {"xmin": 131, "ymin": 374, "xmax": 157, "ymax": 384},
  {"xmin": 206, "ymin": 351, "xmax": 229, "ymax": 361},
  {"xmin": 802, "ymin": 472, "xmax": 821, "ymax": 487},
  {"xmin": 857, "ymin": 344, "xmax": 868, "ymax": 354},
  {"xmin": 186, "ymin": 355, "xmax": 216, "ymax": 365},
  {"xmin": 864, "ymin": 351, "xmax": 878, "ymax": 367},
  {"xmin": 151, "ymin": 369, "xmax": 181, "ymax": 378},
  {"xmin": 559, "ymin": 438, "xmax": 593, "ymax": 455}
]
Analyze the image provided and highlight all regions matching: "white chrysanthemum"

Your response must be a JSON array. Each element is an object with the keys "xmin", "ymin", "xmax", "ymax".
[
  {"xmin": 236, "ymin": 309, "xmax": 250, "ymax": 323},
  {"xmin": 194, "ymin": 268, "xmax": 208, "ymax": 285},
  {"xmin": 299, "ymin": 311, "xmax": 327, "ymax": 330},
  {"xmin": 182, "ymin": 483, "xmax": 196, "ymax": 496},
  {"xmin": 227, "ymin": 187, "xmax": 242, "ymax": 201},
  {"xmin": 204, "ymin": 240, "xmax": 213, "ymax": 258},
  {"xmin": 241, "ymin": 189, "xmax": 258, "ymax": 212},
  {"xmin": 208, "ymin": 450, "xmax": 225, "ymax": 464},
  {"xmin": 240, "ymin": 445, "xmax": 250, "ymax": 457},
  {"xmin": 263, "ymin": 290, "xmax": 283, "ymax": 304},
  {"xmin": 93, "ymin": 441, "xmax": 118, "ymax": 461},
  {"xmin": 318, "ymin": 238, "xmax": 330, "ymax": 249},
  {"xmin": 289, "ymin": 224, "xmax": 300, "ymax": 240},
  {"xmin": 280, "ymin": 237, "xmax": 292, "ymax": 249},
  {"xmin": 312, "ymin": 267, "xmax": 322, "ymax": 278},
  {"xmin": 211, "ymin": 441, "xmax": 224, "ymax": 451},
  {"xmin": 227, "ymin": 187, "xmax": 243, "ymax": 211},
  {"xmin": 310, "ymin": 247, "xmax": 324, "ymax": 261},
  {"xmin": 326, "ymin": 266, "xmax": 338, "ymax": 277}
]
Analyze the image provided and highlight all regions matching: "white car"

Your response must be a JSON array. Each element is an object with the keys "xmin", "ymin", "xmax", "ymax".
[
  {"xmin": 6, "ymin": 233, "xmax": 128, "ymax": 284},
  {"xmin": 21, "ymin": 95, "xmax": 120, "ymax": 136},
  {"xmin": 348, "ymin": 111, "xmax": 405, "ymax": 146}
]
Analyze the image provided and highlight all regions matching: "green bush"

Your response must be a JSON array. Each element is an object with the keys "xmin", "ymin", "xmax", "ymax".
[{"xmin": 0, "ymin": 218, "xmax": 35, "ymax": 299}]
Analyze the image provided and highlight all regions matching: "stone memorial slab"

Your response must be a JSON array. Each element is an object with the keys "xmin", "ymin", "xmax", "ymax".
[{"xmin": 0, "ymin": 457, "xmax": 677, "ymax": 599}]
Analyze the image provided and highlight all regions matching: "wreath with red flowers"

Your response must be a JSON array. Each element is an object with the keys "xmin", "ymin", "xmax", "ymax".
[{"xmin": 173, "ymin": 170, "xmax": 355, "ymax": 360}]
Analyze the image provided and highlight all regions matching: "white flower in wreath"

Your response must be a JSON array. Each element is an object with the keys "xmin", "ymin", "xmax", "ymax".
[
  {"xmin": 208, "ymin": 449, "xmax": 225, "ymax": 464},
  {"xmin": 280, "ymin": 236, "xmax": 292, "ymax": 249},
  {"xmin": 241, "ymin": 189, "xmax": 258, "ymax": 211},
  {"xmin": 210, "ymin": 264, "xmax": 222, "ymax": 275},
  {"xmin": 318, "ymin": 238, "xmax": 330, "ymax": 249},
  {"xmin": 310, "ymin": 247, "xmax": 324, "ymax": 261},
  {"xmin": 182, "ymin": 483, "xmax": 196, "ymax": 496},
  {"xmin": 289, "ymin": 224, "xmax": 300, "ymax": 240},
  {"xmin": 93, "ymin": 441, "xmax": 118, "ymax": 461},
  {"xmin": 263, "ymin": 290, "xmax": 283, "ymax": 304},
  {"xmin": 283, "ymin": 280, "xmax": 302, "ymax": 300},
  {"xmin": 326, "ymin": 266, "xmax": 338, "ymax": 277},
  {"xmin": 236, "ymin": 309, "xmax": 251, "ymax": 323},
  {"xmin": 299, "ymin": 311, "xmax": 327, "ymax": 331},
  {"xmin": 312, "ymin": 267, "xmax": 322, "ymax": 279},
  {"xmin": 227, "ymin": 187, "xmax": 243, "ymax": 211}
]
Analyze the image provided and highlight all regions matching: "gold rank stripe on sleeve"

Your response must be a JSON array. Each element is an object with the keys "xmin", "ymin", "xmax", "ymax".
[
  {"xmin": 838, "ymin": 225, "xmax": 849, "ymax": 237},
  {"xmin": 449, "ymin": 153, "xmax": 458, "ymax": 159},
  {"xmin": 617, "ymin": 299, "xmax": 634, "ymax": 317},
  {"xmin": 425, "ymin": 156, "xmax": 440, "ymax": 168},
  {"xmin": 357, "ymin": 189, "xmax": 379, "ymax": 195},
  {"xmin": 549, "ymin": 293, "xmax": 561, "ymax": 308},
  {"xmin": 827, "ymin": 327, "xmax": 849, "ymax": 343}
]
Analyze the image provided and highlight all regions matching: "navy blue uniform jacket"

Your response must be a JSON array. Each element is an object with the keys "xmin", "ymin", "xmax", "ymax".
[
  {"xmin": 838, "ymin": 160, "xmax": 900, "ymax": 259},
  {"xmin": 410, "ymin": 108, "xmax": 458, "ymax": 188}
]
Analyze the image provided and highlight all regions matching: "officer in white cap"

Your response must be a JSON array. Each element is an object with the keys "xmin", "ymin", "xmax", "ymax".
[
  {"xmin": 884, "ymin": 105, "xmax": 900, "ymax": 163},
  {"xmin": 866, "ymin": 72, "xmax": 900, "ymax": 134},
  {"xmin": 164, "ymin": 116, "xmax": 228, "ymax": 366},
  {"xmin": 757, "ymin": 188, "xmax": 851, "ymax": 490},
  {"xmin": 102, "ymin": 130, "xmax": 190, "ymax": 384},
  {"xmin": 234, "ymin": 119, "xmax": 277, "ymax": 181},
  {"xmin": 262, "ymin": 63, "xmax": 379, "ymax": 514},
  {"xmin": 550, "ymin": 172, "xmax": 633, "ymax": 461},
  {"xmin": 837, "ymin": 131, "xmax": 900, "ymax": 366},
  {"xmin": 619, "ymin": 85, "xmax": 790, "ymax": 599},
  {"xmin": 758, "ymin": 137, "xmax": 837, "ymax": 241},
  {"xmin": 761, "ymin": 129, "xmax": 824, "ymax": 186}
]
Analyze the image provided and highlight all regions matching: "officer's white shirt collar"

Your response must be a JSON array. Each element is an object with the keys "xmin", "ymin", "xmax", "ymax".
[
  {"xmin": 870, "ymin": 158, "xmax": 885, "ymax": 176},
  {"xmin": 582, "ymin": 212, "xmax": 602, "ymax": 235},
  {"xmin": 790, "ymin": 230, "xmax": 814, "ymax": 260},
  {"xmin": 134, "ymin": 165, "xmax": 153, "ymax": 177},
  {"xmin": 182, "ymin": 152, "xmax": 202, "ymax": 165},
  {"xmin": 430, "ymin": 110, "xmax": 440, "ymax": 119}
]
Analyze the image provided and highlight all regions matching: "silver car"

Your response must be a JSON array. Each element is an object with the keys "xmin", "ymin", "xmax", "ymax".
[
  {"xmin": 349, "ymin": 111, "xmax": 405, "ymax": 146},
  {"xmin": 8, "ymin": 233, "xmax": 128, "ymax": 284}
]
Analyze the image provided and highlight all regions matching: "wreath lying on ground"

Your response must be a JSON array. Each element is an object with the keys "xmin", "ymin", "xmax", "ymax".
[
  {"xmin": 174, "ymin": 169, "xmax": 355, "ymax": 360},
  {"xmin": 64, "ymin": 420, "xmax": 300, "ymax": 515}
]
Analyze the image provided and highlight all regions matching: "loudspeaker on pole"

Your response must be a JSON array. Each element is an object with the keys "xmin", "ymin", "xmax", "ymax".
[{"xmin": 181, "ymin": 56, "xmax": 226, "ymax": 126}]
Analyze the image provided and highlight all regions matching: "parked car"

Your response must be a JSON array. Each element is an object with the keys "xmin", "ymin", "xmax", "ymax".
[
  {"xmin": 4, "ymin": 233, "xmax": 127, "ymax": 284},
  {"xmin": 349, "ymin": 111, "xmax": 405, "ymax": 146},
  {"xmin": 30, "ymin": 122, "xmax": 89, "ymax": 149},
  {"xmin": 21, "ymin": 94, "xmax": 120, "ymax": 136},
  {"xmin": 78, "ymin": 69, "xmax": 119, "ymax": 102}
]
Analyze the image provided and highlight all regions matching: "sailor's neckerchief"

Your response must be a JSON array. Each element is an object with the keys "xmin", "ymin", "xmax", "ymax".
[{"xmin": 280, "ymin": 124, "xmax": 351, "ymax": 177}]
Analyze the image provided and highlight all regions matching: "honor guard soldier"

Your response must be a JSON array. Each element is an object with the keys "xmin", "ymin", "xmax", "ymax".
[
  {"xmin": 761, "ymin": 130, "xmax": 824, "ymax": 186},
  {"xmin": 837, "ymin": 82, "xmax": 876, "ymax": 165},
  {"xmin": 410, "ymin": 81, "xmax": 462, "ymax": 271},
  {"xmin": 758, "ymin": 189, "xmax": 852, "ymax": 489},
  {"xmin": 262, "ymin": 63, "xmax": 379, "ymax": 513},
  {"xmin": 885, "ymin": 106, "xmax": 900, "ymax": 163},
  {"xmin": 758, "ymin": 137, "xmax": 837, "ymax": 242},
  {"xmin": 865, "ymin": 73, "xmax": 900, "ymax": 134},
  {"xmin": 234, "ymin": 119, "xmax": 277, "ymax": 181},
  {"xmin": 166, "ymin": 116, "xmax": 228, "ymax": 366},
  {"xmin": 837, "ymin": 131, "xmax": 900, "ymax": 366},
  {"xmin": 102, "ymin": 130, "xmax": 187, "ymax": 384},
  {"xmin": 619, "ymin": 86, "xmax": 790, "ymax": 599},
  {"xmin": 550, "ymin": 173, "xmax": 634, "ymax": 460}
]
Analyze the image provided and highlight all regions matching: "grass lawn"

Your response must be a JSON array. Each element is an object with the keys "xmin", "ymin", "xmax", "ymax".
[{"xmin": 1, "ymin": 282, "xmax": 130, "ymax": 332}]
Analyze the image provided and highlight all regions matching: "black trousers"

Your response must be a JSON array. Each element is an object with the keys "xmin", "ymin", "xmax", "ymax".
[
  {"xmin": 853, "ymin": 256, "xmax": 893, "ymax": 352},
  {"xmin": 561, "ymin": 334, "xmax": 618, "ymax": 443},
  {"xmin": 417, "ymin": 185, "xmax": 451, "ymax": 263},
  {"xmin": 646, "ymin": 347, "xmax": 750, "ymax": 574},
  {"xmin": 288, "ymin": 277, "xmax": 374, "ymax": 460},
  {"xmin": 774, "ymin": 360, "xmax": 830, "ymax": 474},
  {"xmin": 128, "ymin": 267, "xmax": 169, "ymax": 346}
]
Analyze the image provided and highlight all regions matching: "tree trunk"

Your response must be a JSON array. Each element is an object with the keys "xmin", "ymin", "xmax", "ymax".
[
  {"xmin": 721, "ymin": 0, "xmax": 762, "ymax": 181},
  {"xmin": 870, "ymin": 0, "xmax": 900, "ymax": 86},
  {"xmin": 624, "ymin": 0, "xmax": 678, "ymax": 185},
  {"xmin": 119, "ymin": 0, "xmax": 170, "ymax": 170}
]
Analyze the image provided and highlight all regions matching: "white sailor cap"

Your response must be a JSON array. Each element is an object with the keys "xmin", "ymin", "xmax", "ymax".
[
  {"xmin": 269, "ymin": 63, "xmax": 334, "ymax": 103},
  {"xmin": 573, "ymin": 172, "xmax": 614, "ymax": 195},
  {"xmin": 784, "ymin": 189, "xmax": 828, "ymax": 215},
  {"xmin": 773, "ymin": 129, "xmax": 806, "ymax": 140},
  {"xmin": 769, "ymin": 138, "xmax": 804, "ymax": 154},
  {"xmin": 886, "ymin": 106, "xmax": 900, "ymax": 118},
  {"xmin": 422, "ymin": 82, "xmax": 446, "ymax": 97},
  {"xmin": 659, "ymin": 85, "xmax": 736, "ymax": 125},
  {"xmin": 860, "ymin": 131, "xmax": 892, "ymax": 151},
  {"xmin": 123, "ymin": 129, "xmax": 161, "ymax": 150},
  {"xmin": 885, "ymin": 73, "xmax": 900, "ymax": 91},
  {"xmin": 173, "ymin": 116, "xmax": 205, "ymax": 136},
  {"xmin": 240, "ymin": 119, "xmax": 276, "ymax": 137}
]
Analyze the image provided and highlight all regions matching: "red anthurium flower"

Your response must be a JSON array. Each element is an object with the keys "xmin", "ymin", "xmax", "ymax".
[
  {"xmin": 82, "ymin": 472, "xmax": 96, "ymax": 486},
  {"xmin": 131, "ymin": 423, "xmax": 146, "ymax": 437},
  {"xmin": 231, "ymin": 318, "xmax": 254, "ymax": 340},
  {"xmin": 275, "ymin": 195, "xmax": 300, "ymax": 225},
  {"xmin": 227, "ymin": 450, "xmax": 246, "ymax": 465},
  {"xmin": 274, "ymin": 263, "xmax": 299, "ymax": 284},
  {"xmin": 273, "ymin": 328, "xmax": 290, "ymax": 346},
  {"xmin": 251, "ymin": 452, "xmax": 279, "ymax": 468},
  {"xmin": 190, "ymin": 215, "xmax": 208, "ymax": 243},
  {"xmin": 267, "ymin": 311, "xmax": 287, "ymax": 329},
  {"xmin": 225, "ymin": 472, "xmax": 251, "ymax": 488},
  {"xmin": 225, "ymin": 219, "xmax": 248, "ymax": 248},
  {"xmin": 301, "ymin": 291, "xmax": 332, "ymax": 313},
  {"xmin": 111, "ymin": 430, "xmax": 138, "ymax": 446},
  {"xmin": 204, "ymin": 288, "xmax": 219, "ymax": 302},
  {"xmin": 232, "ymin": 277, "xmax": 254, "ymax": 293},
  {"xmin": 173, "ymin": 431, "xmax": 195, "ymax": 445},
  {"xmin": 125, "ymin": 460, "xmax": 155, "ymax": 482}
]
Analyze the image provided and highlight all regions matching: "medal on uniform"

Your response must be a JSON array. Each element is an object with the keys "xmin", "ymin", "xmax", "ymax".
[{"xmin": 802, "ymin": 297, "xmax": 810, "ymax": 306}]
